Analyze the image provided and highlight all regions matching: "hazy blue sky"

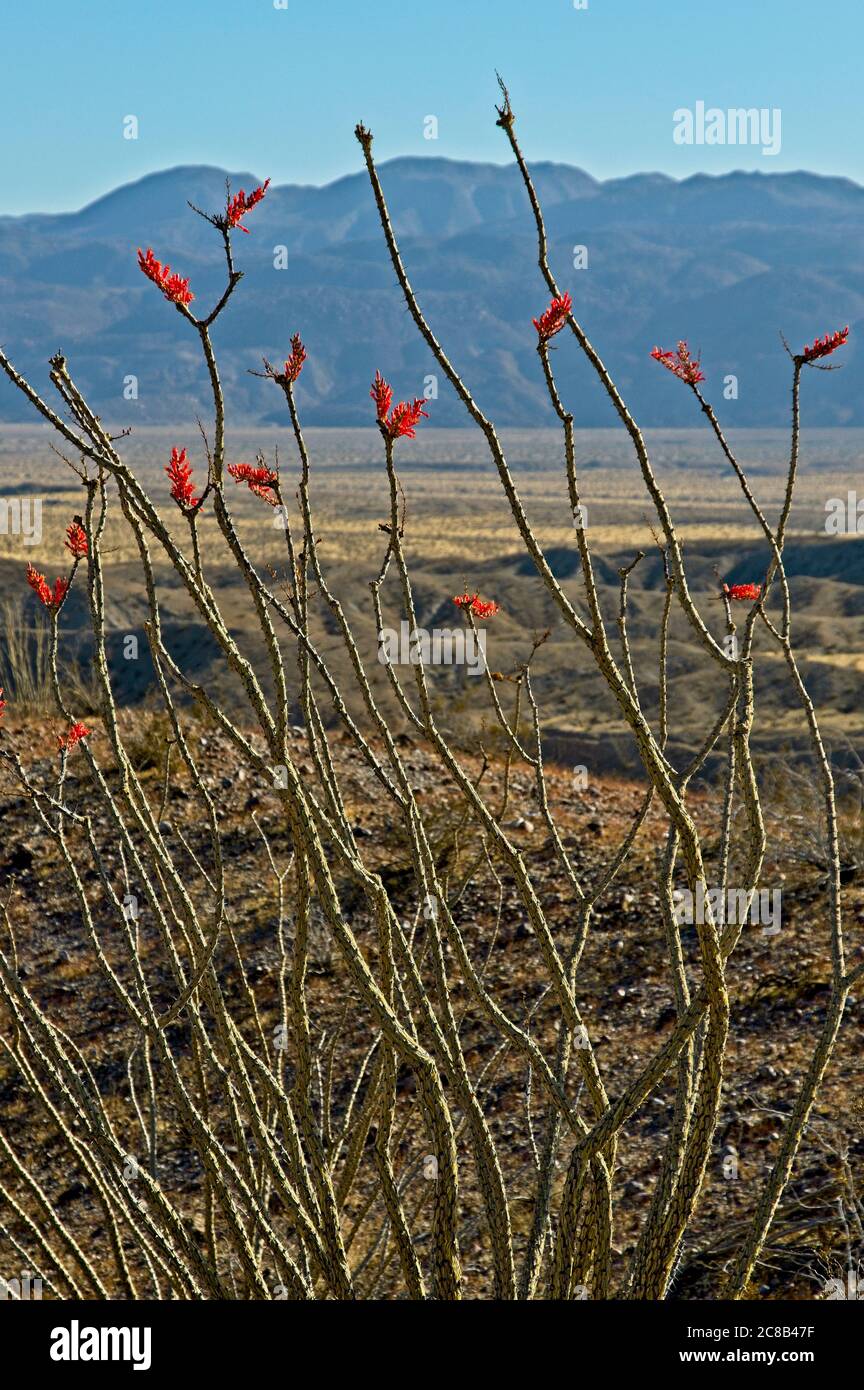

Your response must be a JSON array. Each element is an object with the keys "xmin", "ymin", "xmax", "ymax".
[{"xmin": 2, "ymin": 0, "xmax": 860, "ymax": 213}]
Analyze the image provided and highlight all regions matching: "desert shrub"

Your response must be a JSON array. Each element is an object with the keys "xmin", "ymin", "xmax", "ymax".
[{"xmin": 0, "ymin": 84, "xmax": 859, "ymax": 1301}]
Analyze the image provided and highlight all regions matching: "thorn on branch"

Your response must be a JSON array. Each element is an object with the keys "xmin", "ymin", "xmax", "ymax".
[{"xmin": 495, "ymin": 72, "xmax": 514, "ymax": 128}]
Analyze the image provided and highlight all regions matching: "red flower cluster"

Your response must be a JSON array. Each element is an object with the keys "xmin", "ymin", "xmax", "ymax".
[
  {"xmin": 453, "ymin": 592, "xmax": 499, "ymax": 620},
  {"xmin": 137, "ymin": 247, "xmax": 194, "ymax": 306},
  {"xmin": 533, "ymin": 292, "xmax": 572, "ymax": 343},
  {"xmin": 166, "ymin": 447, "xmax": 199, "ymax": 510},
  {"xmin": 58, "ymin": 721, "xmax": 91, "ymax": 753},
  {"xmin": 799, "ymin": 326, "xmax": 849, "ymax": 363},
  {"xmin": 27, "ymin": 563, "xmax": 69, "ymax": 611},
  {"xmin": 65, "ymin": 521, "xmax": 88, "ymax": 559},
  {"xmin": 226, "ymin": 179, "xmax": 270, "ymax": 232},
  {"xmin": 371, "ymin": 371, "xmax": 392, "ymax": 423},
  {"xmin": 371, "ymin": 371, "xmax": 429, "ymax": 440},
  {"xmin": 0, "ymin": 687, "xmax": 6, "ymax": 720},
  {"xmin": 723, "ymin": 582, "xmax": 762, "ymax": 602},
  {"xmin": 283, "ymin": 333, "xmax": 307, "ymax": 383},
  {"xmin": 228, "ymin": 462, "xmax": 279, "ymax": 505},
  {"xmin": 651, "ymin": 341, "xmax": 705, "ymax": 385}
]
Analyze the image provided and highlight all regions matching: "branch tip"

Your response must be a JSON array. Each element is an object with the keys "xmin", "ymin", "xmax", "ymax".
[{"xmin": 494, "ymin": 72, "xmax": 514, "ymax": 128}]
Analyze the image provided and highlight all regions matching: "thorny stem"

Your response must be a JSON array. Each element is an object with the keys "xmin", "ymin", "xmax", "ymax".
[{"xmin": 0, "ymin": 96, "xmax": 852, "ymax": 1305}]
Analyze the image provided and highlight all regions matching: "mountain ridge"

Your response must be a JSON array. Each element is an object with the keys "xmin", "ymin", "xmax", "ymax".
[
  {"xmin": 1, "ymin": 158, "xmax": 860, "ymax": 428},
  {"xmin": 5, "ymin": 157, "xmax": 864, "ymax": 223}
]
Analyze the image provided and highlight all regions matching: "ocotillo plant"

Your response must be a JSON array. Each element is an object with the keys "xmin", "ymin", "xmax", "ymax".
[{"xmin": 0, "ymin": 86, "xmax": 859, "ymax": 1301}]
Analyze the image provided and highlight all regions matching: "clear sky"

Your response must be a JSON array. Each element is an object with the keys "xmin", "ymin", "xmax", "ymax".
[{"xmin": 2, "ymin": 0, "xmax": 860, "ymax": 214}]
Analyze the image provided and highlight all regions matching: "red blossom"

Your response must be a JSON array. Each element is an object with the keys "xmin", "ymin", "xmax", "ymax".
[
  {"xmin": 227, "ymin": 462, "xmax": 279, "ymax": 505},
  {"xmin": 650, "ymin": 341, "xmax": 705, "ymax": 386},
  {"xmin": 283, "ymin": 333, "xmax": 307, "ymax": 383},
  {"xmin": 166, "ymin": 447, "xmax": 199, "ymax": 510},
  {"xmin": 0, "ymin": 688, "xmax": 6, "ymax": 720},
  {"xmin": 371, "ymin": 370, "xmax": 393, "ymax": 424},
  {"xmin": 799, "ymin": 326, "xmax": 849, "ymax": 364},
  {"xmin": 26, "ymin": 563, "xmax": 52, "ymax": 606},
  {"xmin": 388, "ymin": 400, "xmax": 429, "ymax": 439},
  {"xmin": 453, "ymin": 592, "xmax": 500, "ymax": 620},
  {"xmin": 26, "ymin": 563, "xmax": 68, "ymax": 611},
  {"xmin": 370, "ymin": 372, "xmax": 429, "ymax": 440},
  {"xmin": 64, "ymin": 521, "xmax": 88, "ymax": 559},
  {"xmin": 137, "ymin": 247, "xmax": 194, "ymax": 306},
  {"xmin": 58, "ymin": 721, "xmax": 91, "ymax": 753},
  {"xmin": 533, "ymin": 292, "xmax": 572, "ymax": 343},
  {"xmin": 226, "ymin": 179, "xmax": 270, "ymax": 232},
  {"xmin": 723, "ymin": 582, "xmax": 762, "ymax": 602}
]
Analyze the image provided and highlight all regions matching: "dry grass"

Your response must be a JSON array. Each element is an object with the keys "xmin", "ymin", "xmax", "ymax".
[{"xmin": 1, "ymin": 424, "xmax": 860, "ymax": 570}]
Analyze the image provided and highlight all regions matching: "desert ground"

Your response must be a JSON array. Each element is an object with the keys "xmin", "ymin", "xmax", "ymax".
[
  {"xmin": 0, "ymin": 423, "xmax": 862, "ymax": 1299},
  {"xmin": 3, "ymin": 423, "xmax": 864, "ymax": 769}
]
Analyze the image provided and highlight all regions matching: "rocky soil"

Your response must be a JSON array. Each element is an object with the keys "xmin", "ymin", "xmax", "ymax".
[{"xmin": 0, "ymin": 707, "xmax": 862, "ymax": 1299}]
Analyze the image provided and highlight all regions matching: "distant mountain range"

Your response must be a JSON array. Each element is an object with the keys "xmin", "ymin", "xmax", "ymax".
[{"xmin": 1, "ymin": 159, "xmax": 862, "ymax": 428}]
